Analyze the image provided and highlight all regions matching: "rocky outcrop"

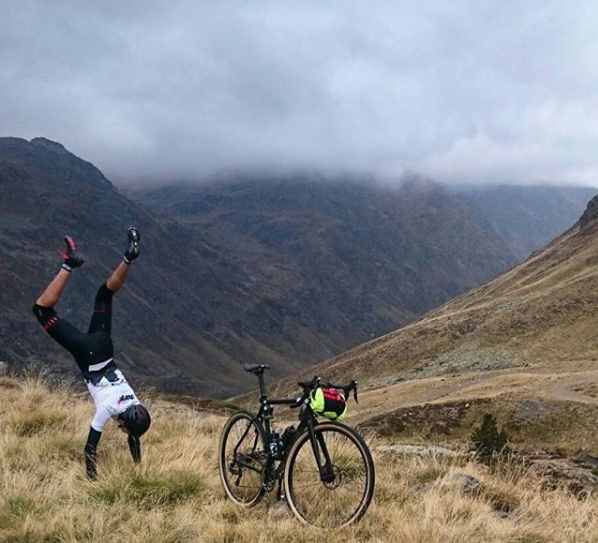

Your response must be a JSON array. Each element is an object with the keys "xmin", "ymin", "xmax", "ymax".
[
  {"xmin": 533, "ymin": 462, "xmax": 598, "ymax": 496},
  {"xmin": 579, "ymin": 194, "xmax": 598, "ymax": 228}
]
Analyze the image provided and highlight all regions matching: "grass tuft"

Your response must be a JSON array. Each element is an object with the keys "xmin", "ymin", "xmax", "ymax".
[
  {"xmin": 8, "ymin": 410, "xmax": 67, "ymax": 437},
  {"xmin": 0, "ymin": 495, "xmax": 37, "ymax": 525},
  {"xmin": 91, "ymin": 470, "xmax": 205, "ymax": 508},
  {"xmin": 509, "ymin": 535, "xmax": 552, "ymax": 543},
  {"xmin": 414, "ymin": 464, "xmax": 450, "ymax": 486}
]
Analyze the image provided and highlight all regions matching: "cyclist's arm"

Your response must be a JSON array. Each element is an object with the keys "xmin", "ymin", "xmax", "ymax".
[
  {"xmin": 85, "ymin": 407, "xmax": 112, "ymax": 480},
  {"xmin": 128, "ymin": 434, "xmax": 141, "ymax": 463},
  {"xmin": 84, "ymin": 427, "xmax": 102, "ymax": 480}
]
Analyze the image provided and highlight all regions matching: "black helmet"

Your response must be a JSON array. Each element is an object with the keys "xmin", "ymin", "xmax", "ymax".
[{"xmin": 119, "ymin": 404, "xmax": 151, "ymax": 437}]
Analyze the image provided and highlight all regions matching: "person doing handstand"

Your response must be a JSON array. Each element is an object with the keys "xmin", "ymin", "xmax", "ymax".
[{"xmin": 32, "ymin": 228, "xmax": 151, "ymax": 480}]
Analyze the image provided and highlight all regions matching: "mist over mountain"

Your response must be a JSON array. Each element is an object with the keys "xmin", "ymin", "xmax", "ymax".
[{"xmin": 3, "ymin": 2, "xmax": 598, "ymax": 185}]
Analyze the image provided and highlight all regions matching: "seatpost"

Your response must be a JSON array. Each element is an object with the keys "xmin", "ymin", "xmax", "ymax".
[{"xmin": 258, "ymin": 370, "xmax": 266, "ymax": 399}]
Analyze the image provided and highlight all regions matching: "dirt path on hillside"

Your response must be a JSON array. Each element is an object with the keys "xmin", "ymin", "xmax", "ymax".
[
  {"xmin": 544, "ymin": 373, "xmax": 598, "ymax": 404},
  {"xmin": 356, "ymin": 365, "xmax": 598, "ymax": 422}
]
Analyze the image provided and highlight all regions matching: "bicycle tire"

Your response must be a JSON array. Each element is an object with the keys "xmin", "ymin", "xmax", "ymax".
[
  {"xmin": 283, "ymin": 422, "xmax": 375, "ymax": 528},
  {"xmin": 218, "ymin": 410, "xmax": 267, "ymax": 507}
]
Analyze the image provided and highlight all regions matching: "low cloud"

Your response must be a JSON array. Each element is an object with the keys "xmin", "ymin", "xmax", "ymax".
[{"xmin": 1, "ymin": 0, "xmax": 597, "ymax": 185}]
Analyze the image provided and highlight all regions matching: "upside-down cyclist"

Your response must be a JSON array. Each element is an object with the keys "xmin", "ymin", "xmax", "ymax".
[{"xmin": 32, "ymin": 228, "xmax": 151, "ymax": 480}]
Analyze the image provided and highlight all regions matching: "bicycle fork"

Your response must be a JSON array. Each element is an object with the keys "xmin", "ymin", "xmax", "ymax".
[{"xmin": 307, "ymin": 420, "xmax": 336, "ymax": 483}]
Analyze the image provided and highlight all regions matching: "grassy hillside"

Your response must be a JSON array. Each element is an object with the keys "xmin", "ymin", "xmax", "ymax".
[
  {"xmin": 2, "ymin": 374, "xmax": 598, "ymax": 543},
  {"xmin": 259, "ymin": 199, "xmax": 598, "ymax": 456},
  {"xmin": 284, "ymin": 216, "xmax": 598, "ymax": 385}
]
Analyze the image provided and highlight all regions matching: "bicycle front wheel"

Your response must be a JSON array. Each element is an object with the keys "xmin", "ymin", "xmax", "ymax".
[
  {"xmin": 283, "ymin": 422, "xmax": 375, "ymax": 528},
  {"xmin": 218, "ymin": 410, "xmax": 267, "ymax": 507}
]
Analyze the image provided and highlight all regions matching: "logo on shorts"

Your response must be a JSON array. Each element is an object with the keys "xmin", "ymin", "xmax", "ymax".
[{"xmin": 117, "ymin": 394, "xmax": 135, "ymax": 405}]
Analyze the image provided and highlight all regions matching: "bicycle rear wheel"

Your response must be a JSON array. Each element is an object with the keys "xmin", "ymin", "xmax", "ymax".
[
  {"xmin": 283, "ymin": 422, "xmax": 375, "ymax": 528},
  {"xmin": 218, "ymin": 410, "xmax": 267, "ymax": 507}
]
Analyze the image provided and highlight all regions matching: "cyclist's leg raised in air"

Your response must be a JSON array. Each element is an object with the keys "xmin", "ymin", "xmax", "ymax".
[
  {"xmin": 32, "ymin": 236, "xmax": 89, "ymax": 360},
  {"xmin": 87, "ymin": 226, "xmax": 140, "ymax": 334},
  {"xmin": 86, "ymin": 226, "xmax": 139, "ymax": 334}
]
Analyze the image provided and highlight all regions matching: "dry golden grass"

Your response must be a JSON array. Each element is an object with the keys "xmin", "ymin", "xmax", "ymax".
[{"xmin": 2, "ymin": 375, "xmax": 598, "ymax": 543}]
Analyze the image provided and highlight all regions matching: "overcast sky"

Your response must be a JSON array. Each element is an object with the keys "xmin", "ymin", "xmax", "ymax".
[{"xmin": 1, "ymin": 0, "xmax": 597, "ymax": 185}]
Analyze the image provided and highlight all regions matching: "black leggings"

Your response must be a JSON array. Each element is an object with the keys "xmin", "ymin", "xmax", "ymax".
[{"xmin": 33, "ymin": 283, "xmax": 116, "ymax": 369}]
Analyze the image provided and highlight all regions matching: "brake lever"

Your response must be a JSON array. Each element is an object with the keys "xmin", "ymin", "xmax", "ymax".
[{"xmin": 352, "ymin": 380, "xmax": 359, "ymax": 404}]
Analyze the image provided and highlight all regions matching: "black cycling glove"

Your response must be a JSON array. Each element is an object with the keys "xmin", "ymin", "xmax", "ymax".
[
  {"xmin": 60, "ymin": 236, "xmax": 84, "ymax": 272},
  {"xmin": 84, "ymin": 427, "xmax": 102, "ymax": 480},
  {"xmin": 128, "ymin": 434, "xmax": 141, "ymax": 464}
]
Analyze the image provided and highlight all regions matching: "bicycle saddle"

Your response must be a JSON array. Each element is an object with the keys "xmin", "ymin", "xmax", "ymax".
[{"xmin": 243, "ymin": 364, "xmax": 271, "ymax": 374}]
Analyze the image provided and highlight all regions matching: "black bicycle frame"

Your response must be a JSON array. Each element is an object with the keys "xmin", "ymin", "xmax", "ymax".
[{"xmin": 248, "ymin": 382, "xmax": 334, "ymax": 486}]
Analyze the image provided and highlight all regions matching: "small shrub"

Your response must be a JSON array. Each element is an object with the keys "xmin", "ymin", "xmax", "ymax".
[{"xmin": 471, "ymin": 413, "xmax": 509, "ymax": 461}]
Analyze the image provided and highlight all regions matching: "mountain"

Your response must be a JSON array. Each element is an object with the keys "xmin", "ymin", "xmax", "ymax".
[
  {"xmin": 4, "ymin": 136, "xmax": 593, "ymax": 400},
  {"xmin": 131, "ymin": 175, "xmax": 522, "ymax": 351},
  {"xmin": 453, "ymin": 184, "xmax": 597, "ymax": 260},
  {"xmin": 294, "ymin": 197, "xmax": 598, "ymax": 383},
  {"xmin": 1, "ymin": 140, "xmax": 523, "ymax": 396},
  {"xmin": 265, "ymin": 195, "xmax": 598, "ymax": 454}
]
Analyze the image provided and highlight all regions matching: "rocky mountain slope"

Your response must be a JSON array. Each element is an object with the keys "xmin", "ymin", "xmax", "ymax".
[
  {"xmin": 300, "ymin": 196, "xmax": 598, "ymax": 384},
  {"xmin": 0, "ymin": 137, "xmax": 301, "ymax": 396},
  {"xmin": 0, "ymin": 138, "xmax": 516, "ymax": 396},
  {"xmin": 131, "ymin": 175, "xmax": 520, "ymax": 339},
  {"xmin": 453, "ymin": 184, "xmax": 596, "ymax": 260}
]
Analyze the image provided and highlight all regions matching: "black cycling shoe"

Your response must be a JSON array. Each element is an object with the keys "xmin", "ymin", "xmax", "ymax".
[
  {"xmin": 123, "ymin": 226, "xmax": 140, "ymax": 264},
  {"xmin": 60, "ymin": 236, "xmax": 84, "ymax": 271}
]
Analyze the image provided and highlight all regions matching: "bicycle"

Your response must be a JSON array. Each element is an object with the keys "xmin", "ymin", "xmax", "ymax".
[{"xmin": 218, "ymin": 364, "xmax": 375, "ymax": 528}]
